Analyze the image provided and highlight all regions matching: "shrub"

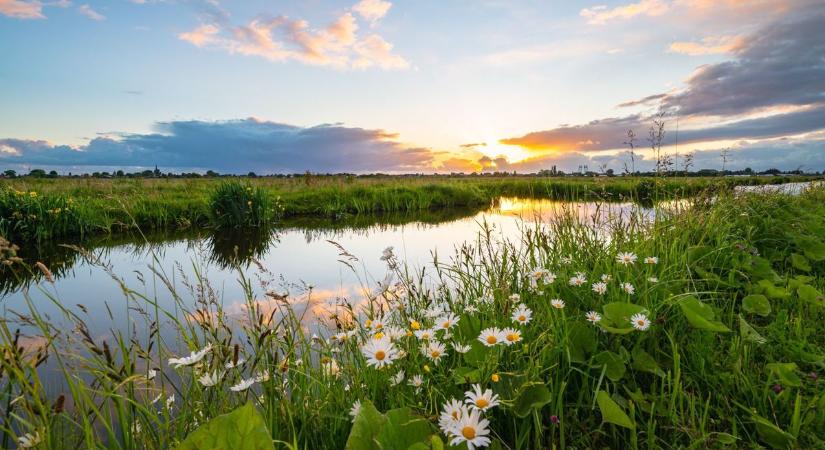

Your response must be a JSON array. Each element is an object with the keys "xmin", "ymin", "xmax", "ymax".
[{"xmin": 208, "ymin": 181, "xmax": 279, "ymax": 228}]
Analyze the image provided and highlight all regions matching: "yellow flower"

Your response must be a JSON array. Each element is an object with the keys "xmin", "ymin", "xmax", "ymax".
[
  {"xmin": 373, "ymin": 332, "xmax": 385, "ymax": 340},
  {"xmin": 423, "ymin": 364, "xmax": 431, "ymax": 373},
  {"xmin": 29, "ymin": 191, "xmax": 37, "ymax": 197},
  {"xmin": 491, "ymin": 373, "xmax": 500, "ymax": 383},
  {"xmin": 410, "ymin": 320, "xmax": 421, "ymax": 330}
]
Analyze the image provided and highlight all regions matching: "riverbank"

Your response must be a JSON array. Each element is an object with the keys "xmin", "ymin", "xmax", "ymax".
[
  {"xmin": 1, "ymin": 186, "xmax": 824, "ymax": 448},
  {"xmin": 0, "ymin": 175, "xmax": 819, "ymax": 243}
]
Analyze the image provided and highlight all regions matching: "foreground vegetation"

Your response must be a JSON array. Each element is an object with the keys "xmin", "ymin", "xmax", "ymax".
[
  {"xmin": 1, "ymin": 185, "xmax": 824, "ymax": 449},
  {"xmin": 0, "ymin": 174, "xmax": 820, "ymax": 244}
]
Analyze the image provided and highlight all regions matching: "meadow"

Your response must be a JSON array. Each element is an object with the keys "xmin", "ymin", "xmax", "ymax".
[
  {"xmin": 1, "ymin": 183, "xmax": 824, "ymax": 449},
  {"xmin": 0, "ymin": 174, "xmax": 817, "ymax": 244}
]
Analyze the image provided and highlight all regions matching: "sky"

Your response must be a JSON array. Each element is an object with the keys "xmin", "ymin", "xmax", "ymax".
[{"xmin": 1, "ymin": 0, "xmax": 823, "ymax": 174}]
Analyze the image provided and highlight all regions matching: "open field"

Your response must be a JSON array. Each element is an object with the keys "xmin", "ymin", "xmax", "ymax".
[
  {"xmin": 0, "ymin": 175, "xmax": 819, "ymax": 243},
  {"xmin": 1, "ymin": 186, "xmax": 824, "ymax": 449}
]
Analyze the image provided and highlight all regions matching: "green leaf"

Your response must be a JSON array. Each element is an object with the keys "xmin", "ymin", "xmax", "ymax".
[
  {"xmin": 738, "ymin": 315, "xmax": 766, "ymax": 344},
  {"xmin": 631, "ymin": 347, "xmax": 664, "ymax": 377},
  {"xmin": 463, "ymin": 341, "xmax": 488, "ymax": 368},
  {"xmin": 796, "ymin": 236, "xmax": 825, "ymax": 261},
  {"xmin": 452, "ymin": 367, "xmax": 481, "ymax": 385},
  {"xmin": 345, "ymin": 400, "xmax": 387, "ymax": 450},
  {"xmin": 177, "ymin": 402, "xmax": 275, "ymax": 450},
  {"xmin": 678, "ymin": 296, "xmax": 731, "ymax": 332},
  {"xmin": 594, "ymin": 351, "xmax": 627, "ymax": 381},
  {"xmin": 797, "ymin": 284, "xmax": 825, "ymax": 308},
  {"xmin": 756, "ymin": 280, "xmax": 790, "ymax": 299},
  {"xmin": 766, "ymin": 362, "xmax": 802, "ymax": 387},
  {"xmin": 753, "ymin": 415, "xmax": 795, "ymax": 449},
  {"xmin": 376, "ymin": 407, "xmax": 434, "ymax": 450},
  {"xmin": 567, "ymin": 322, "xmax": 597, "ymax": 363},
  {"xmin": 512, "ymin": 382, "xmax": 552, "ymax": 418},
  {"xmin": 596, "ymin": 391, "xmax": 635, "ymax": 430},
  {"xmin": 600, "ymin": 302, "xmax": 646, "ymax": 334},
  {"xmin": 789, "ymin": 253, "xmax": 811, "ymax": 272},
  {"xmin": 742, "ymin": 294, "xmax": 771, "ymax": 316}
]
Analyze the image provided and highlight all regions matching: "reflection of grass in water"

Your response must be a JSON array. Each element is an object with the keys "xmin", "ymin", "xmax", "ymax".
[{"xmin": 2, "ymin": 187, "xmax": 825, "ymax": 448}]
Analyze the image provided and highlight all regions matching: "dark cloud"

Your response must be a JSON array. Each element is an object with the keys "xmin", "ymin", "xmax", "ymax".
[{"xmin": 0, "ymin": 119, "xmax": 435, "ymax": 173}]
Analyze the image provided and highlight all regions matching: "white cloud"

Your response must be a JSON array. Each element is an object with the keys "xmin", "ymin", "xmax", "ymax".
[
  {"xmin": 353, "ymin": 0, "xmax": 392, "ymax": 24},
  {"xmin": 78, "ymin": 3, "xmax": 104, "ymax": 20},
  {"xmin": 580, "ymin": 0, "xmax": 669, "ymax": 25},
  {"xmin": 0, "ymin": 0, "xmax": 45, "ymax": 19}
]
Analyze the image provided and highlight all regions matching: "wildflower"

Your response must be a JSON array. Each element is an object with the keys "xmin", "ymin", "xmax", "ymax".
[
  {"xmin": 465, "ymin": 305, "xmax": 479, "ymax": 314},
  {"xmin": 772, "ymin": 384, "xmax": 783, "ymax": 394},
  {"xmin": 422, "ymin": 341, "xmax": 447, "ymax": 363},
  {"xmin": 255, "ymin": 370, "xmax": 270, "ymax": 383},
  {"xmin": 464, "ymin": 384, "xmax": 500, "ymax": 412},
  {"xmin": 225, "ymin": 357, "xmax": 246, "ymax": 369},
  {"xmin": 585, "ymin": 311, "xmax": 602, "ymax": 323},
  {"xmin": 478, "ymin": 295, "xmax": 494, "ymax": 305},
  {"xmin": 592, "ymin": 282, "xmax": 608, "ymax": 295},
  {"xmin": 601, "ymin": 274, "xmax": 612, "ymax": 283},
  {"xmin": 390, "ymin": 370, "xmax": 405, "ymax": 386},
  {"xmin": 414, "ymin": 328, "xmax": 436, "ymax": 341},
  {"xmin": 370, "ymin": 315, "xmax": 386, "ymax": 330},
  {"xmin": 621, "ymin": 282, "xmax": 635, "ymax": 295},
  {"xmin": 439, "ymin": 398, "xmax": 464, "ymax": 433},
  {"xmin": 321, "ymin": 359, "xmax": 340, "ymax": 377},
  {"xmin": 423, "ymin": 364, "xmax": 431, "ymax": 373},
  {"xmin": 168, "ymin": 344, "xmax": 212, "ymax": 368},
  {"xmin": 18, "ymin": 430, "xmax": 42, "ymax": 448},
  {"xmin": 409, "ymin": 320, "xmax": 421, "ymax": 330},
  {"xmin": 511, "ymin": 304, "xmax": 533, "ymax": 325},
  {"xmin": 491, "ymin": 373, "xmax": 500, "ymax": 383},
  {"xmin": 568, "ymin": 272, "xmax": 587, "ymax": 287},
  {"xmin": 630, "ymin": 313, "xmax": 651, "ymax": 331},
  {"xmin": 198, "ymin": 371, "xmax": 222, "ymax": 387},
  {"xmin": 349, "ymin": 400, "xmax": 362, "ymax": 423},
  {"xmin": 449, "ymin": 413, "xmax": 493, "ymax": 448},
  {"xmin": 165, "ymin": 394, "xmax": 175, "ymax": 410},
  {"xmin": 508, "ymin": 293, "xmax": 521, "ymax": 302},
  {"xmin": 453, "ymin": 342, "xmax": 472, "ymax": 354},
  {"xmin": 550, "ymin": 415, "xmax": 560, "ymax": 424},
  {"xmin": 560, "ymin": 255, "xmax": 573, "ymax": 265},
  {"xmin": 648, "ymin": 277, "xmax": 659, "ymax": 283},
  {"xmin": 501, "ymin": 327, "xmax": 522, "ymax": 345},
  {"xmin": 436, "ymin": 313, "xmax": 460, "ymax": 331},
  {"xmin": 478, "ymin": 327, "xmax": 505, "ymax": 346},
  {"xmin": 644, "ymin": 256, "xmax": 659, "ymax": 265},
  {"xmin": 230, "ymin": 377, "xmax": 256, "ymax": 392},
  {"xmin": 361, "ymin": 336, "xmax": 399, "ymax": 368},
  {"xmin": 385, "ymin": 326, "xmax": 406, "ymax": 341},
  {"xmin": 380, "ymin": 246, "xmax": 394, "ymax": 261},
  {"xmin": 150, "ymin": 393, "xmax": 163, "ymax": 405},
  {"xmin": 616, "ymin": 252, "xmax": 638, "ymax": 265},
  {"xmin": 147, "ymin": 369, "xmax": 157, "ymax": 380},
  {"xmin": 550, "ymin": 299, "xmax": 565, "ymax": 309},
  {"xmin": 409, "ymin": 374, "xmax": 424, "ymax": 390}
]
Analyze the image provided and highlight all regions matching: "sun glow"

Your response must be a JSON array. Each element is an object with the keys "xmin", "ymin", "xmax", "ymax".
[{"xmin": 479, "ymin": 141, "xmax": 531, "ymax": 163}]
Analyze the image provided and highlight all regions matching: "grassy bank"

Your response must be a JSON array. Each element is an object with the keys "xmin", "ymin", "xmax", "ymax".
[
  {"xmin": 1, "ymin": 186, "xmax": 824, "ymax": 448},
  {"xmin": 0, "ymin": 174, "xmax": 818, "ymax": 243}
]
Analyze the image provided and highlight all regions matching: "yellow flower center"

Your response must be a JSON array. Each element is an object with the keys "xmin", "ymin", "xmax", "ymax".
[
  {"xmin": 462, "ymin": 426, "xmax": 476, "ymax": 440},
  {"xmin": 375, "ymin": 351, "xmax": 386, "ymax": 361},
  {"xmin": 486, "ymin": 335, "xmax": 497, "ymax": 344},
  {"xmin": 374, "ymin": 332, "xmax": 385, "ymax": 339},
  {"xmin": 518, "ymin": 315, "xmax": 526, "ymax": 322},
  {"xmin": 431, "ymin": 351, "xmax": 440, "ymax": 358},
  {"xmin": 637, "ymin": 320, "xmax": 645, "ymax": 326},
  {"xmin": 507, "ymin": 333, "xmax": 518, "ymax": 342},
  {"xmin": 451, "ymin": 411, "xmax": 459, "ymax": 419},
  {"xmin": 365, "ymin": 320, "xmax": 372, "ymax": 328},
  {"xmin": 475, "ymin": 398, "xmax": 489, "ymax": 408}
]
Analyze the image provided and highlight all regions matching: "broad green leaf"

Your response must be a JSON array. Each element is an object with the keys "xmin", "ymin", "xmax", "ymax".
[
  {"xmin": 678, "ymin": 296, "xmax": 730, "ymax": 332},
  {"xmin": 567, "ymin": 322, "xmax": 597, "ymax": 362},
  {"xmin": 376, "ymin": 407, "xmax": 434, "ymax": 450},
  {"xmin": 631, "ymin": 347, "xmax": 664, "ymax": 377},
  {"xmin": 797, "ymin": 284, "xmax": 825, "ymax": 308},
  {"xmin": 753, "ymin": 415, "xmax": 795, "ymax": 449},
  {"xmin": 601, "ymin": 302, "xmax": 646, "ymax": 334},
  {"xmin": 594, "ymin": 351, "xmax": 626, "ymax": 381},
  {"xmin": 766, "ymin": 362, "xmax": 802, "ymax": 387},
  {"xmin": 462, "ymin": 341, "xmax": 488, "ymax": 368},
  {"xmin": 345, "ymin": 400, "xmax": 387, "ymax": 450},
  {"xmin": 742, "ymin": 294, "xmax": 771, "ymax": 316},
  {"xmin": 595, "ymin": 391, "xmax": 635, "ymax": 430},
  {"xmin": 452, "ymin": 367, "xmax": 481, "ymax": 385},
  {"xmin": 738, "ymin": 315, "xmax": 766, "ymax": 344},
  {"xmin": 747, "ymin": 256, "xmax": 781, "ymax": 283},
  {"xmin": 512, "ymin": 382, "xmax": 552, "ymax": 418},
  {"xmin": 177, "ymin": 402, "xmax": 275, "ymax": 450},
  {"xmin": 789, "ymin": 253, "xmax": 811, "ymax": 272},
  {"xmin": 797, "ymin": 236, "xmax": 825, "ymax": 261},
  {"xmin": 756, "ymin": 280, "xmax": 790, "ymax": 299}
]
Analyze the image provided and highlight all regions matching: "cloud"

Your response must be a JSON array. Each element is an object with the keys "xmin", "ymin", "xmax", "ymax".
[
  {"xmin": 580, "ymin": 0, "xmax": 669, "ymax": 25},
  {"xmin": 178, "ymin": 2, "xmax": 407, "ymax": 70},
  {"xmin": 352, "ymin": 0, "xmax": 391, "ymax": 24},
  {"xmin": 0, "ymin": 119, "xmax": 438, "ymax": 173},
  {"xmin": 668, "ymin": 34, "xmax": 745, "ymax": 55},
  {"xmin": 0, "ymin": 0, "xmax": 44, "ymax": 19},
  {"xmin": 77, "ymin": 3, "xmax": 104, "ymax": 20}
]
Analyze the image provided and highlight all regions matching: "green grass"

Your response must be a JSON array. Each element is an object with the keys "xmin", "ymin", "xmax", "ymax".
[
  {"xmin": 1, "ymin": 186, "xmax": 824, "ymax": 449},
  {"xmin": 0, "ymin": 174, "xmax": 819, "ymax": 244}
]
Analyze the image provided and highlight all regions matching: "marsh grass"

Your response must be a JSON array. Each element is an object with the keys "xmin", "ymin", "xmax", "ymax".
[{"xmin": 1, "ymin": 186, "xmax": 824, "ymax": 449}]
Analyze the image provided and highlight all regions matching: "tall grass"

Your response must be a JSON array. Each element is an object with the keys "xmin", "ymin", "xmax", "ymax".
[{"xmin": 1, "ymin": 187, "xmax": 825, "ymax": 448}]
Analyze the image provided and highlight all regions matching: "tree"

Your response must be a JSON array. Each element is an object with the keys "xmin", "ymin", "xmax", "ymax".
[
  {"xmin": 28, "ymin": 169, "xmax": 47, "ymax": 178},
  {"xmin": 3, "ymin": 169, "xmax": 16, "ymax": 178}
]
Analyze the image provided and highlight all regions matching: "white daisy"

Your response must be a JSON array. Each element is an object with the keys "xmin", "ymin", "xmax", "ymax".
[
  {"xmin": 508, "ymin": 293, "xmax": 521, "ymax": 303},
  {"xmin": 501, "ymin": 327, "xmax": 522, "ymax": 345},
  {"xmin": 568, "ymin": 273, "xmax": 587, "ymax": 287},
  {"xmin": 448, "ymin": 406, "xmax": 491, "ymax": 450},
  {"xmin": 230, "ymin": 377, "xmax": 256, "ymax": 392},
  {"xmin": 349, "ymin": 400, "xmax": 362, "ymax": 423},
  {"xmin": 168, "ymin": 344, "xmax": 212, "ymax": 368},
  {"xmin": 601, "ymin": 274, "xmax": 612, "ymax": 283},
  {"xmin": 225, "ymin": 357, "xmax": 246, "ymax": 369},
  {"xmin": 550, "ymin": 299, "xmax": 565, "ymax": 309},
  {"xmin": 198, "ymin": 370, "xmax": 222, "ymax": 387},
  {"xmin": 390, "ymin": 370, "xmax": 406, "ymax": 386},
  {"xmin": 560, "ymin": 255, "xmax": 573, "ymax": 265},
  {"xmin": 648, "ymin": 277, "xmax": 659, "ymax": 283},
  {"xmin": 165, "ymin": 394, "xmax": 175, "ymax": 410},
  {"xmin": 644, "ymin": 256, "xmax": 659, "ymax": 265},
  {"xmin": 409, "ymin": 374, "xmax": 424, "ymax": 390},
  {"xmin": 591, "ymin": 282, "xmax": 608, "ymax": 295},
  {"xmin": 630, "ymin": 313, "xmax": 651, "ymax": 331},
  {"xmin": 414, "ymin": 328, "xmax": 437, "ymax": 341},
  {"xmin": 436, "ymin": 313, "xmax": 460, "ymax": 331},
  {"xmin": 361, "ymin": 336, "xmax": 399, "ymax": 368},
  {"xmin": 453, "ymin": 342, "xmax": 472, "ymax": 354},
  {"xmin": 621, "ymin": 282, "xmax": 635, "ymax": 295},
  {"xmin": 511, "ymin": 305, "xmax": 533, "ymax": 325},
  {"xmin": 439, "ymin": 398, "xmax": 465, "ymax": 433},
  {"xmin": 17, "ymin": 430, "xmax": 42, "ymax": 449},
  {"xmin": 585, "ymin": 311, "xmax": 602, "ymax": 323},
  {"xmin": 464, "ymin": 384, "xmax": 500, "ymax": 412},
  {"xmin": 255, "ymin": 370, "xmax": 270, "ymax": 383},
  {"xmin": 321, "ymin": 359, "xmax": 340, "ymax": 377},
  {"xmin": 478, "ymin": 327, "xmax": 505, "ymax": 346},
  {"xmin": 422, "ymin": 341, "xmax": 447, "ymax": 363},
  {"xmin": 147, "ymin": 369, "xmax": 157, "ymax": 380},
  {"xmin": 616, "ymin": 252, "xmax": 638, "ymax": 265}
]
